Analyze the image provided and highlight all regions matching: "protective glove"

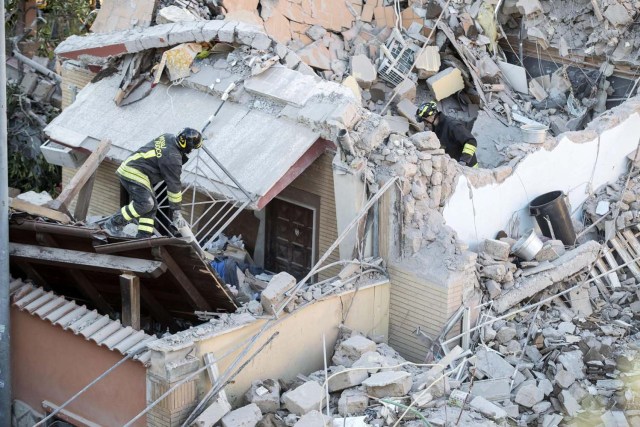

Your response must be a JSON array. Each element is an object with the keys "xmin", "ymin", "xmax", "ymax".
[{"xmin": 172, "ymin": 210, "xmax": 188, "ymax": 229}]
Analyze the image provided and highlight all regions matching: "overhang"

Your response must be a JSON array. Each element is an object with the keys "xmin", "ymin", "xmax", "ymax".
[{"xmin": 44, "ymin": 74, "xmax": 332, "ymax": 210}]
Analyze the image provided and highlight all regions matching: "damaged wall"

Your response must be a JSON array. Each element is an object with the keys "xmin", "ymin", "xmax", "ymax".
[
  {"xmin": 444, "ymin": 97, "xmax": 640, "ymax": 249},
  {"xmin": 11, "ymin": 308, "xmax": 147, "ymax": 426},
  {"xmin": 147, "ymin": 281, "xmax": 389, "ymax": 410}
]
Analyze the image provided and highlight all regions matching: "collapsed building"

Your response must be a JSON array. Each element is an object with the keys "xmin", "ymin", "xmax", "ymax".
[{"xmin": 6, "ymin": 0, "xmax": 640, "ymax": 425}]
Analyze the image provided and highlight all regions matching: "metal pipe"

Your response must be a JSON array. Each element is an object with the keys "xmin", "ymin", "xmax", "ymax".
[
  {"xmin": 12, "ymin": 49, "xmax": 62, "ymax": 83},
  {"xmin": 0, "ymin": 0, "xmax": 12, "ymax": 420}
]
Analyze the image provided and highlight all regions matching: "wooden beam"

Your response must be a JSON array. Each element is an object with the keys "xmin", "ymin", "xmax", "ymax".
[
  {"xmin": 158, "ymin": 247, "xmax": 211, "ymax": 311},
  {"xmin": 73, "ymin": 171, "xmax": 97, "ymax": 221},
  {"xmin": 33, "ymin": 233, "xmax": 114, "ymax": 315},
  {"xmin": 47, "ymin": 139, "xmax": 111, "ymax": 216},
  {"xmin": 9, "ymin": 198, "xmax": 71, "ymax": 223},
  {"xmin": 42, "ymin": 401, "xmax": 100, "ymax": 427},
  {"xmin": 9, "ymin": 243, "xmax": 166, "ymax": 277},
  {"xmin": 14, "ymin": 261, "xmax": 49, "ymax": 289},
  {"xmin": 120, "ymin": 274, "xmax": 141, "ymax": 330},
  {"xmin": 140, "ymin": 286, "xmax": 176, "ymax": 330}
]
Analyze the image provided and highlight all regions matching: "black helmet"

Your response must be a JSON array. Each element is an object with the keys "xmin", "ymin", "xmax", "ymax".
[
  {"xmin": 177, "ymin": 128, "xmax": 203, "ymax": 153},
  {"xmin": 416, "ymin": 101, "xmax": 438, "ymax": 122}
]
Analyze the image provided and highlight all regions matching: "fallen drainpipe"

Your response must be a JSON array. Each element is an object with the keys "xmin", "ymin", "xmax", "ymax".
[{"xmin": 12, "ymin": 49, "xmax": 62, "ymax": 83}]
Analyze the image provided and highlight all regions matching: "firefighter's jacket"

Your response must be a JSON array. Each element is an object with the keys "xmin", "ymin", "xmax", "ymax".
[
  {"xmin": 116, "ymin": 134, "xmax": 184, "ymax": 210},
  {"xmin": 433, "ymin": 114, "xmax": 478, "ymax": 167}
]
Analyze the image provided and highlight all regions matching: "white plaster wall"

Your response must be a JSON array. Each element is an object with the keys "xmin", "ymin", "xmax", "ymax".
[{"xmin": 443, "ymin": 105, "xmax": 640, "ymax": 250}]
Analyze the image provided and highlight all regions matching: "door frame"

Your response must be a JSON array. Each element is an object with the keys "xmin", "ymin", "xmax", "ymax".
[{"xmin": 263, "ymin": 187, "xmax": 320, "ymax": 275}]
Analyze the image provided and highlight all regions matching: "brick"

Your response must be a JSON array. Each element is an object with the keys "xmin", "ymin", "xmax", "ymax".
[
  {"xmin": 373, "ymin": 6, "xmax": 395, "ymax": 28},
  {"xmin": 263, "ymin": 9, "xmax": 292, "ymax": 44},
  {"xmin": 426, "ymin": 67, "xmax": 464, "ymax": 101}
]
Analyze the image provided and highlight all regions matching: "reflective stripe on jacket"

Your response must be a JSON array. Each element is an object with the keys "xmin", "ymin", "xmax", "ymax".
[{"xmin": 116, "ymin": 133, "xmax": 184, "ymax": 210}]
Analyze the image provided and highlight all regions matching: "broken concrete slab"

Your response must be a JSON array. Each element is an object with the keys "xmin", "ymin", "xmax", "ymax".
[
  {"xmin": 91, "ymin": 0, "xmax": 155, "ymax": 33},
  {"xmin": 498, "ymin": 61, "xmax": 528, "ymax": 94},
  {"xmin": 297, "ymin": 41, "xmax": 332, "ymax": 70},
  {"xmin": 415, "ymin": 46, "xmax": 441, "ymax": 79},
  {"xmin": 350, "ymin": 54, "xmax": 377, "ymax": 89},
  {"xmin": 282, "ymin": 381, "xmax": 326, "ymax": 415},
  {"xmin": 475, "ymin": 348, "xmax": 525, "ymax": 386},
  {"xmin": 220, "ymin": 403, "xmax": 262, "ymax": 427},
  {"xmin": 493, "ymin": 241, "xmax": 601, "ymax": 313},
  {"xmin": 156, "ymin": 6, "xmax": 201, "ymax": 25},
  {"xmin": 260, "ymin": 271, "xmax": 297, "ymax": 314},
  {"xmin": 332, "ymin": 335, "xmax": 377, "ymax": 367},
  {"xmin": 470, "ymin": 396, "xmax": 507, "ymax": 421},
  {"xmin": 483, "ymin": 239, "xmax": 511, "ymax": 261},
  {"xmin": 395, "ymin": 78, "xmax": 417, "ymax": 102},
  {"xmin": 603, "ymin": 4, "xmax": 634, "ymax": 27},
  {"xmin": 246, "ymin": 379, "xmax": 281, "ymax": 413},
  {"xmin": 469, "ymin": 378, "xmax": 511, "ymax": 401},
  {"xmin": 426, "ymin": 67, "xmax": 464, "ymax": 101},
  {"xmin": 294, "ymin": 410, "xmax": 332, "ymax": 426},
  {"xmin": 193, "ymin": 399, "xmax": 232, "ymax": 427},
  {"xmin": 245, "ymin": 65, "xmax": 319, "ymax": 107},
  {"xmin": 56, "ymin": 20, "xmax": 229, "ymax": 60},
  {"xmin": 362, "ymin": 371, "xmax": 412, "ymax": 398},
  {"xmin": 328, "ymin": 365, "xmax": 369, "ymax": 392}
]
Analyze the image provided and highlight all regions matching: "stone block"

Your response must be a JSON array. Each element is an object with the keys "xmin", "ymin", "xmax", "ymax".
[
  {"xmin": 515, "ymin": 383, "xmax": 544, "ymax": 408},
  {"xmin": 469, "ymin": 378, "xmax": 511, "ymax": 401},
  {"xmin": 396, "ymin": 99, "xmax": 421, "ymax": 127},
  {"xmin": 604, "ymin": 4, "xmax": 633, "ymax": 27},
  {"xmin": 261, "ymin": 271, "xmax": 297, "ymax": 314},
  {"xmin": 332, "ymin": 335, "xmax": 377, "ymax": 367},
  {"xmin": 362, "ymin": 371, "xmax": 412, "ymax": 398},
  {"xmin": 395, "ymin": 78, "xmax": 416, "ymax": 102},
  {"xmin": 483, "ymin": 239, "xmax": 511, "ymax": 261},
  {"xmin": 251, "ymin": 32, "xmax": 273, "ymax": 51},
  {"xmin": 426, "ymin": 67, "xmax": 464, "ymax": 101},
  {"xmin": 350, "ymin": 54, "xmax": 377, "ymax": 89},
  {"xmin": 555, "ymin": 369, "xmax": 575, "ymax": 389},
  {"xmin": 20, "ymin": 72, "xmax": 39, "ymax": 95},
  {"xmin": 415, "ymin": 46, "xmax": 441, "ymax": 79},
  {"xmin": 385, "ymin": 115, "xmax": 410, "ymax": 134},
  {"xmin": 294, "ymin": 410, "xmax": 332, "ymax": 426},
  {"xmin": 560, "ymin": 389, "xmax": 581, "ymax": 416},
  {"xmin": 328, "ymin": 366, "xmax": 369, "ymax": 392},
  {"xmin": 495, "ymin": 326, "xmax": 516, "ymax": 344},
  {"xmin": 32, "ymin": 79, "xmax": 56, "ymax": 103},
  {"xmin": 221, "ymin": 403, "xmax": 262, "ymax": 427},
  {"xmin": 245, "ymin": 379, "xmax": 281, "ymax": 413},
  {"xmin": 338, "ymin": 388, "xmax": 369, "ymax": 416},
  {"xmin": 470, "ymin": 396, "xmax": 507, "ymax": 421},
  {"xmin": 410, "ymin": 131, "xmax": 440, "ymax": 151},
  {"xmin": 218, "ymin": 21, "xmax": 237, "ymax": 43},
  {"xmin": 282, "ymin": 381, "xmax": 325, "ymax": 415}
]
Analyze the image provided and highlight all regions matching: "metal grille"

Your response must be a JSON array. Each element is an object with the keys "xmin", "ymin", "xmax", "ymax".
[
  {"xmin": 378, "ymin": 28, "xmax": 417, "ymax": 86},
  {"xmin": 154, "ymin": 146, "xmax": 255, "ymax": 247}
]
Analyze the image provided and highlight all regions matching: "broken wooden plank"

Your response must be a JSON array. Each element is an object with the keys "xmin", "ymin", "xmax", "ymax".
[
  {"xmin": 74, "ymin": 172, "xmax": 97, "ymax": 221},
  {"xmin": 595, "ymin": 258, "xmax": 621, "ymax": 288},
  {"xmin": 158, "ymin": 247, "xmax": 212, "ymax": 311},
  {"xmin": 35, "ymin": 233, "xmax": 114, "ymax": 315},
  {"xmin": 609, "ymin": 238, "xmax": 640, "ymax": 280},
  {"xmin": 47, "ymin": 139, "xmax": 111, "ymax": 216},
  {"xmin": 9, "ymin": 197, "xmax": 71, "ymax": 223},
  {"xmin": 9, "ymin": 243, "xmax": 166, "ymax": 277},
  {"xmin": 120, "ymin": 273, "xmax": 141, "ymax": 330}
]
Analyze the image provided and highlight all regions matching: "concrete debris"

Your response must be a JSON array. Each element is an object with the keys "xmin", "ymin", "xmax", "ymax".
[
  {"xmin": 426, "ymin": 67, "xmax": 464, "ymax": 101},
  {"xmin": 260, "ymin": 271, "xmax": 296, "ymax": 314},
  {"xmin": 221, "ymin": 403, "xmax": 262, "ymax": 427},
  {"xmin": 246, "ymin": 379, "xmax": 281, "ymax": 413},
  {"xmin": 361, "ymin": 371, "xmax": 412, "ymax": 398},
  {"xmin": 282, "ymin": 381, "xmax": 326, "ymax": 415}
]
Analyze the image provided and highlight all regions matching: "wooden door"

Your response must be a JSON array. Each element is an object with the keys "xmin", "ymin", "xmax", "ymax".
[{"xmin": 265, "ymin": 199, "xmax": 314, "ymax": 281}]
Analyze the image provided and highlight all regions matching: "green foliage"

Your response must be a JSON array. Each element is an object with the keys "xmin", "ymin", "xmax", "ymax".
[
  {"xmin": 6, "ymin": 83, "xmax": 61, "ymax": 195},
  {"xmin": 34, "ymin": 0, "xmax": 93, "ymax": 57}
]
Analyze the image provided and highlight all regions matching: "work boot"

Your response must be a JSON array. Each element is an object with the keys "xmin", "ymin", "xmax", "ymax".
[
  {"xmin": 135, "ymin": 230, "xmax": 154, "ymax": 239},
  {"xmin": 103, "ymin": 213, "xmax": 127, "ymax": 237}
]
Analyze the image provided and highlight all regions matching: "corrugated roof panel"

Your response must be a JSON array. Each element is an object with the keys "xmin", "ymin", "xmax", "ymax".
[
  {"xmin": 10, "ymin": 279, "xmax": 27, "ymax": 294},
  {"xmin": 44, "ymin": 300, "xmax": 79, "ymax": 323},
  {"xmin": 78, "ymin": 315, "xmax": 112, "ymax": 338},
  {"xmin": 11, "ymin": 282, "xmax": 154, "ymax": 365},
  {"xmin": 33, "ymin": 296, "xmax": 67, "ymax": 319},
  {"xmin": 113, "ymin": 330, "xmax": 147, "ymax": 353},
  {"xmin": 88, "ymin": 321, "xmax": 122, "ymax": 344},
  {"xmin": 55, "ymin": 306, "xmax": 88, "ymax": 328},
  {"xmin": 23, "ymin": 292, "xmax": 57, "ymax": 312},
  {"xmin": 68, "ymin": 310, "xmax": 100, "ymax": 333},
  {"xmin": 14, "ymin": 287, "xmax": 46, "ymax": 309},
  {"xmin": 100, "ymin": 327, "xmax": 135, "ymax": 349}
]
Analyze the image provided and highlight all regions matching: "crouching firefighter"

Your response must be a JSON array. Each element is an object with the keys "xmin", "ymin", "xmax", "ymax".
[
  {"xmin": 416, "ymin": 101, "xmax": 479, "ymax": 168},
  {"xmin": 103, "ymin": 128, "xmax": 203, "ymax": 238}
]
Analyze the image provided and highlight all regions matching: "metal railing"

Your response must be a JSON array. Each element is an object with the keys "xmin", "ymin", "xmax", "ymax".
[{"xmin": 153, "ymin": 146, "xmax": 255, "ymax": 247}]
